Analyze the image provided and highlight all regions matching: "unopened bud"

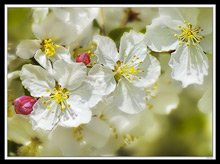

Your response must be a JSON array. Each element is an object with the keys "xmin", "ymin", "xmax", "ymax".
[
  {"xmin": 12, "ymin": 96, "xmax": 37, "ymax": 115},
  {"xmin": 76, "ymin": 53, "xmax": 91, "ymax": 65}
]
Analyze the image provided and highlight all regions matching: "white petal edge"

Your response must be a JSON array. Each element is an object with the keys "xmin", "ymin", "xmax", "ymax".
[
  {"xmin": 59, "ymin": 99, "xmax": 91, "ymax": 128},
  {"xmin": 93, "ymin": 35, "xmax": 119, "ymax": 69},
  {"xmin": 53, "ymin": 59, "xmax": 87, "ymax": 91},
  {"xmin": 30, "ymin": 98, "xmax": 61, "ymax": 131},
  {"xmin": 169, "ymin": 44, "xmax": 209, "ymax": 88},
  {"xmin": 113, "ymin": 78, "xmax": 146, "ymax": 114},
  {"xmin": 88, "ymin": 64, "xmax": 117, "ymax": 96},
  {"xmin": 16, "ymin": 40, "xmax": 41, "ymax": 59},
  {"xmin": 20, "ymin": 64, "xmax": 55, "ymax": 97}
]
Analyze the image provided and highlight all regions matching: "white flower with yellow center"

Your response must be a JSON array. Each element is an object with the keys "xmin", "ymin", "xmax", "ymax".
[
  {"xmin": 89, "ymin": 30, "xmax": 161, "ymax": 114},
  {"xmin": 16, "ymin": 10, "xmax": 96, "ymax": 73},
  {"xmin": 20, "ymin": 59, "xmax": 92, "ymax": 131},
  {"xmin": 145, "ymin": 8, "xmax": 212, "ymax": 87}
]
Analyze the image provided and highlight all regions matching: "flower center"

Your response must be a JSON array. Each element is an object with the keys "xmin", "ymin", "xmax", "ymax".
[
  {"xmin": 41, "ymin": 84, "xmax": 70, "ymax": 112},
  {"xmin": 174, "ymin": 21, "xmax": 205, "ymax": 46},
  {"xmin": 41, "ymin": 38, "xmax": 60, "ymax": 56},
  {"xmin": 113, "ymin": 54, "xmax": 144, "ymax": 84}
]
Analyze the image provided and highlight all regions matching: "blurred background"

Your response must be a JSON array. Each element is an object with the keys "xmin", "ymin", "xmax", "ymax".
[{"xmin": 7, "ymin": 7, "xmax": 213, "ymax": 157}]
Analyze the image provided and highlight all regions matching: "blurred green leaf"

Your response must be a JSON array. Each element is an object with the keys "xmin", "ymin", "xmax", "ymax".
[
  {"xmin": 175, "ymin": 114, "xmax": 206, "ymax": 135},
  {"xmin": 108, "ymin": 27, "xmax": 133, "ymax": 47},
  {"xmin": 8, "ymin": 8, "xmax": 34, "ymax": 43},
  {"xmin": 139, "ymin": 27, "xmax": 146, "ymax": 34},
  {"xmin": 93, "ymin": 19, "xmax": 103, "ymax": 34}
]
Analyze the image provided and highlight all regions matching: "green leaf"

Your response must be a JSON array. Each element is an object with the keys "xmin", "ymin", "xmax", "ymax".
[
  {"xmin": 139, "ymin": 27, "xmax": 146, "ymax": 34},
  {"xmin": 107, "ymin": 27, "xmax": 133, "ymax": 47},
  {"xmin": 93, "ymin": 19, "xmax": 103, "ymax": 34}
]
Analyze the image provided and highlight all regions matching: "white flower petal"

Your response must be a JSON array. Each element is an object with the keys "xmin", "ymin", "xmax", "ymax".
[
  {"xmin": 53, "ymin": 59, "xmax": 87, "ymax": 91},
  {"xmin": 16, "ymin": 40, "xmax": 41, "ymax": 59},
  {"xmin": 32, "ymin": 12, "xmax": 78, "ymax": 45},
  {"xmin": 51, "ymin": 46, "xmax": 72, "ymax": 62},
  {"xmin": 31, "ymin": 98, "xmax": 61, "ymax": 131},
  {"xmin": 82, "ymin": 117, "xmax": 111, "ymax": 148},
  {"xmin": 132, "ymin": 54, "xmax": 161, "ymax": 88},
  {"xmin": 197, "ymin": 8, "xmax": 213, "ymax": 36},
  {"xmin": 49, "ymin": 125, "xmax": 81, "ymax": 156},
  {"xmin": 68, "ymin": 81, "xmax": 102, "ymax": 108},
  {"xmin": 20, "ymin": 64, "xmax": 55, "ymax": 97},
  {"xmin": 169, "ymin": 44, "xmax": 209, "ymax": 88},
  {"xmin": 34, "ymin": 49, "xmax": 53, "ymax": 74},
  {"xmin": 59, "ymin": 99, "xmax": 91, "ymax": 128},
  {"xmin": 199, "ymin": 33, "xmax": 213, "ymax": 54},
  {"xmin": 32, "ymin": 8, "xmax": 49, "ymax": 24},
  {"xmin": 119, "ymin": 30, "xmax": 147, "ymax": 66},
  {"xmin": 113, "ymin": 78, "xmax": 146, "ymax": 114},
  {"xmin": 88, "ymin": 64, "xmax": 116, "ymax": 96},
  {"xmin": 159, "ymin": 8, "xmax": 199, "ymax": 25},
  {"xmin": 93, "ymin": 35, "xmax": 119, "ymax": 69},
  {"xmin": 145, "ymin": 16, "xmax": 180, "ymax": 52},
  {"xmin": 8, "ymin": 115, "xmax": 36, "ymax": 145}
]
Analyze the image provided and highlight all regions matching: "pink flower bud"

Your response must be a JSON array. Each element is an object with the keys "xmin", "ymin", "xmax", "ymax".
[
  {"xmin": 76, "ymin": 53, "xmax": 91, "ymax": 65},
  {"xmin": 12, "ymin": 96, "xmax": 37, "ymax": 115}
]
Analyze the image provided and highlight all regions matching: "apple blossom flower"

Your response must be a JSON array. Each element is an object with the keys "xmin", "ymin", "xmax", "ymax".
[
  {"xmin": 20, "ymin": 59, "xmax": 92, "ymax": 131},
  {"xmin": 89, "ymin": 30, "xmax": 161, "ymax": 114},
  {"xmin": 8, "ymin": 115, "xmax": 62, "ymax": 156},
  {"xmin": 16, "ymin": 9, "xmax": 98, "ymax": 73},
  {"xmin": 145, "ymin": 8, "xmax": 212, "ymax": 87},
  {"xmin": 12, "ymin": 96, "xmax": 37, "ymax": 115}
]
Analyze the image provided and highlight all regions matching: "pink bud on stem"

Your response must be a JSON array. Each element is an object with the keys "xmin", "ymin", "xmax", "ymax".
[{"xmin": 12, "ymin": 96, "xmax": 37, "ymax": 115}]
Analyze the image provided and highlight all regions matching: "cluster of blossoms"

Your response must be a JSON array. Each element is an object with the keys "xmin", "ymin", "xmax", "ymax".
[{"xmin": 7, "ymin": 7, "xmax": 213, "ymax": 157}]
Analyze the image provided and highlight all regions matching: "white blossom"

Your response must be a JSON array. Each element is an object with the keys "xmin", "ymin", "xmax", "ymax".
[
  {"xmin": 90, "ymin": 30, "xmax": 161, "ymax": 114},
  {"xmin": 145, "ymin": 8, "xmax": 212, "ymax": 87}
]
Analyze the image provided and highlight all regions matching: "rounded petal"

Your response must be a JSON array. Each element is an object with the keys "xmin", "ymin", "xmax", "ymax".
[
  {"xmin": 20, "ymin": 64, "xmax": 55, "ymax": 97},
  {"xmin": 30, "ymin": 98, "xmax": 61, "ymax": 131},
  {"xmin": 53, "ymin": 59, "xmax": 87, "ymax": 91},
  {"xmin": 68, "ymin": 81, "xmax": 102, "ymax": 108},
  {"xmin": 32, "ymin": 12, "xmax": 79, "ymax": 45},
  {"xmin": 16, "ymin": 40, "xmax": 41, "ymax": 59},
  {"xmin": 34, "ymin": 49, "xmax": 53, "ymax": 74},
  {"xmin": 119, "ymin": 30, "xmax": 147, "ymax": 67},
  {"xmin": 59, "ymin": 99, "xmax": 91, "ymax": 127},
  {"xmin": 132, "ymin": 54, "xmax": 161, "ymax": 88},
  {"xmin": 82, "ymin": 117, "xmax": 111, "ymax": 148},
  {"xmin": 93, "ymin": 35, "xmax": 119, "ymax": 69},
  {"xmin": 88, "ymin": 64, "xmax": 116, "ymax": 96},
  {"xmin": 159, "ymin": 8, "xmax": 199, "ymax": 25},
  {"xmin": 113, "ymin": 78, "xmax": 146, "ymax": 114},
  {"xmin": 145, "ymin": 16, "xmax": 180, "ymax": 52},
  {"xmin": 48, "ymin": 125, "xmax": 81, "ymax": 156},
  {"xmin": 32, "ymin": 8, "xmax": 49, "ymax": 24},
  {"xmin": 169, "ymin": 44, "xmax": 209, "ymax": 88},
  {"xmin": 199, "ymin": 33, "xmax": 213, "ymax": 54}
]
